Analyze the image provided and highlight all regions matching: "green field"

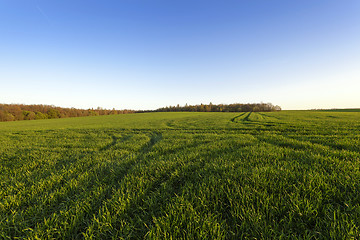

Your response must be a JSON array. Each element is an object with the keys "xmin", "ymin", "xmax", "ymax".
[
  {"xmin": 1, "ymin": 111, "xmax": 360, "ymax": 239},
  {"xmin": 319, "ymin": 109, "xmax": 360, "ymax": 112}
]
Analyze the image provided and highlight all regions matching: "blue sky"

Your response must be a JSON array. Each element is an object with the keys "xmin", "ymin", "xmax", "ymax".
[{"xmin": 1, "ymin": 0, "xmax": 359, "ymax": 110}]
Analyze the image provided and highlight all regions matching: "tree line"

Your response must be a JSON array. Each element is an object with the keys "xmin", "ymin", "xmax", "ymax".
[
  {"xmin": 0, "ymin": 102, "xmax": 281, "ymax": 122},
  {"xmin": 151, "ymin": 102, "xmax": 281, "ymax": 113},
  {"xmin": 0, "ymin": 104, "xmax": 134, "ymax": 122}
]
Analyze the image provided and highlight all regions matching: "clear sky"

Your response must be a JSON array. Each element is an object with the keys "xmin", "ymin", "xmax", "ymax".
[{"xmin": 1, "ymin": 0, "xmax": 359, "ymax": 110}]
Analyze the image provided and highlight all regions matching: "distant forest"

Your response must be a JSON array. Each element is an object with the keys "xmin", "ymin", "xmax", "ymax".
[
  {"xmin": 152, "ymin": 102, "xmax": 281, "ymax": 113},
  {"xmin": 0, "ymin": 102, "xmax": 281, "ymax": 122},
  {"xmin": 0, "ymin": 104, "xmax": 134, "ymax": 122}
]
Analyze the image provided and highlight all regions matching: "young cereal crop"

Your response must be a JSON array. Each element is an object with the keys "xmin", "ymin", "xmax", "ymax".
[{"xmin": 0, "ymin": 111, "xmax": 359, "ymax": 239}]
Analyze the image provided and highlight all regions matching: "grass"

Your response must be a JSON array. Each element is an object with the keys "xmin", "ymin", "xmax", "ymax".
[
  {"xmin": 317, "ymin": 108, "xmax": 360, "ymax": 112},
  {"xmin": 1, "ymin": 111, "xmax": 360, "ymax": 239}
]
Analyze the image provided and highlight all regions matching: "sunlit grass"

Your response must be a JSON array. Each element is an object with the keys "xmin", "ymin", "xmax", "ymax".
[{"xmin": 1, "ymin": 111, "xmax": 359, "ymax": 239}]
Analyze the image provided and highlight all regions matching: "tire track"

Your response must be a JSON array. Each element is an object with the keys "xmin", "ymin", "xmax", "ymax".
[
  {"xmin": 230, "ymin": 112, "xmax": 248, "ymax": 122},
  {"xmin": 99, "ymin": 134, "xmax": 133, "ymax": 151}
]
